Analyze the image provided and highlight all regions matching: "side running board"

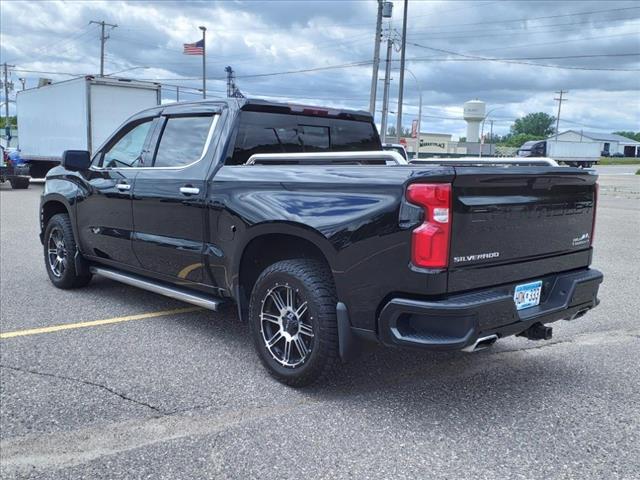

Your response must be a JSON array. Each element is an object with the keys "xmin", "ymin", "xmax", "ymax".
[{"xmin": 90, "ymin": 267, "xmax": 222, "ymax": 311}]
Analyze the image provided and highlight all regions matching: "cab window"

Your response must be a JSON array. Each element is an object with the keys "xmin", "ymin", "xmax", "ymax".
[
  {"xmin": 153, "ymin": 115, "xmax": 214, "ymax": 168},
  {"xmin": 100, "ymin": 119, "xmax": 154, "ymax": 168}
]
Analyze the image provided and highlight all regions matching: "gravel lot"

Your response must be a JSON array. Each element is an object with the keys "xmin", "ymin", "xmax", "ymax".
[{"xmin": 1, "ymin": 167, "xmax": 639, "ymax": 479}]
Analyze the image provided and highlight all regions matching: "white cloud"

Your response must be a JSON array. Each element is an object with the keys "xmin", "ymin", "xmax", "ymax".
[{"xmin": 1, "ymin": 0, "xmax": 638, "ymax": 134}]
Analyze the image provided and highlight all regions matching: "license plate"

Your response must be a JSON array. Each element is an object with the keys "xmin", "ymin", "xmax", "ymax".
[{"xmin": 513, "ymin": 280, "xmax": 542, "ymax": 310}]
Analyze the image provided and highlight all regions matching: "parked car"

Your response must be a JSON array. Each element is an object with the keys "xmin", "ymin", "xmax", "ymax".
[
  {"xmin": 39, "ymin": 99, "xmax": 603, "ymax": 386},
  {"xmin": 611, "ymin": 152, "xmax": 625, "ymax": 158},
  {"xmin": 0, "ymin": 146, "xmax": 30, "ymax": 189}
]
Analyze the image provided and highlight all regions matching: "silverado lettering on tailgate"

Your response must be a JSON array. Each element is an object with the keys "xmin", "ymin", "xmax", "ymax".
[{"xmin": 453, "ymin": 252, "xmax": 500, "ymax": 263}]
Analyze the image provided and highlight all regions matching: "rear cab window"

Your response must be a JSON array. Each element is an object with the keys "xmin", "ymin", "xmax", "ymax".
[{"xmin": 228, "ymin": 110, "xmax": 380, "ymax": 165}]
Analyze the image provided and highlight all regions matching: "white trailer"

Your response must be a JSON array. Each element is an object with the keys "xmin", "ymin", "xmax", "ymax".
[
  {"xmin": 517, "ymin": 139, "xmax": 601, "ymax": 167},
  {"xmin": 17, "ymin": 76, "xmax": 161, "ymax": 177},
  {"xmin": 546, "ymin": 140, "xmax": 601, "ymax": 167}
]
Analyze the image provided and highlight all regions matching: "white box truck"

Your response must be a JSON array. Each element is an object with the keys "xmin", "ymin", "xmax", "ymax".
[
  {"xmin": 517, "ymin": 139, "xmax": 601, "ymax": 167},
  {"xmin": 17, "ymin": 76, "xmax": 161, "ymax": 177}
]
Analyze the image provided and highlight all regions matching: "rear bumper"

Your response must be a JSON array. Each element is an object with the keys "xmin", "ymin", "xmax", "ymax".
[{"xmin": 378, "ymin": 268, "xmax": 603, "ymax": 350}]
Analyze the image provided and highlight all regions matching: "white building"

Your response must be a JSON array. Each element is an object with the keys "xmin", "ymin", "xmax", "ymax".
[
  {"xmin": 551, "ymin": 130, "xmax": 640, "ymax": 157},
  {"xmin": 405, "ymin": 132, "xmax": 467, "ymax": 155}
]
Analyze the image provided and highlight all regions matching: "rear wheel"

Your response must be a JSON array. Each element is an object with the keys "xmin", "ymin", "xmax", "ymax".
[
  {"xmin": 43, "ymin": 213, "xmax": 92, "ymax": 289},
  {"xmin": 9, "ymin": 177, "xmax": 29, "ymax": 189},
  {"xmin": 249, "ymin": 259, "xmax": 339, "ymax": 387}
]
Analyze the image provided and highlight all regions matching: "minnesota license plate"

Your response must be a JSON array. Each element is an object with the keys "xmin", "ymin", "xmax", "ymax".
[{"xmin": 513, "ymin": 280, "xmax": 542, "ymax": 311}]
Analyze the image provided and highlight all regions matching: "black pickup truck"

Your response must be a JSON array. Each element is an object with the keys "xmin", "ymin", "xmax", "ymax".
[{"xmin": 40, "ymin": 99, "xmax": 603, "ymax": 386}]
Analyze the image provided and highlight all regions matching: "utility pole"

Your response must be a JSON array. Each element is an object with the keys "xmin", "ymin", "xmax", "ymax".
[
  {"xmin": 199, "ymin": 26, "xmax": 207, "ymax": 99},
  {"xmin": 176, "ymin": 86, "xmax": 180, "ymax": 102},
  {"xmin": 368, "ymin": 0, "xmax": 383, "ymax": 115},
  {"xmin": 554, "ymin": 90, "xmax": 567, "ymax": 139},
  {"xmin": 380, "ymin": 37, "xmax": 393, "ymax": 143},
  {"xmin": 2, "ymin": 63, "xmax": 15, "ymax": 147},
  {"xmin": 395, "ymin": 0, "xmax": 408, "ymax": 142},
  {"xmin": 489, "ymin": 119, "xmax": 494, "ymax": 155},
  {"xmin": 89, "ymin": 20, "xmax": 118, "ymax": 77}
]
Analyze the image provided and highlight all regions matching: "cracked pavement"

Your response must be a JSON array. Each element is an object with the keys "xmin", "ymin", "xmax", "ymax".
[{"xmin": 1, "ymin": 168, "xmax": 639, "ymax": 479}]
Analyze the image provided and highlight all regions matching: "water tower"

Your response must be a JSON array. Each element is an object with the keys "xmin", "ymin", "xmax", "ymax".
[{"xmin": 463, "ymin": 100, "xmax": 486, "ymax": 142}]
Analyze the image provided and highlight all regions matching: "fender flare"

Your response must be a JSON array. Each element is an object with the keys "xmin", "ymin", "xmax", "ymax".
[
  {"xmin": 231, "ymin": 221, "xmax": 337, "ymax": 289},
  {"xmin": 41, "ymin": 193, "xmax": 77, "ymax": 241}
]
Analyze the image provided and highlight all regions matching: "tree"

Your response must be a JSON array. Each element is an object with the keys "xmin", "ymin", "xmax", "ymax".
[
  {"xmin": 386, "ymin": 126, "xmax": 397, "ymax": 137},
  {"xmin": 613, "ymin": 131, "xmax": 640, "ymax": 142},
  {"xmin": 459, "ymin": 136, "xmax": 467, "ymax": 142},
  {"xmin": 500, "ymin": 133, "xmax": 545, "ymax": 148},
  {"xmin": 484, "ymin": 133, "xmax": 502, "ymax": 144},
  {"xmin": 510, "ymin": 112, "xmax": 556, "ymax": 137},
  {"xmin": 0, "ymin": 116, "xmax": 17, "ymax": 129}
]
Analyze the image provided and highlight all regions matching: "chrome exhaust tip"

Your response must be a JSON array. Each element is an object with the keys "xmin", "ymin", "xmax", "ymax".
[{"xmin": 462, "ymin": 334, "xmax": 498, "ymax": 353}]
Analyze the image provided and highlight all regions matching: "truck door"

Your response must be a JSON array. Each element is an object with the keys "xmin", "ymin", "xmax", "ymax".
[
  {"xmin": 76, "ymin": 116, "xmax": 157, "ymax": 266},
  {"xmin": 131, "ymin": 109, "xmax": 220, "ymax": 285}
]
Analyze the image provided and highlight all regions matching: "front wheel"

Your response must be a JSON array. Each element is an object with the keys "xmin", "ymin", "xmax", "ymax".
[
  {"xmin": 43, "ymin": 213, "xmax": 92, "ymax": 289},
  {"xmin": 249, "ymin": 259, "xmax": 339, "ymax": 387}
]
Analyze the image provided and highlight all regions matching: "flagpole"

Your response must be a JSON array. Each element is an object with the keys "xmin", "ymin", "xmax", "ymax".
[{"xmin": 199, "ymin": 25, "xmax": 206, "ymax": 99}]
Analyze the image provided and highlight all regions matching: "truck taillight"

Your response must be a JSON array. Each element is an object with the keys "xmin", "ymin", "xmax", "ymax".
[
  {"xmin": 591, "ymin": 182, "xmax": 598, "ymax": 246},
  {"xmin": 406, "ymin": 183, "xmax": 452, "ymax": 269}
]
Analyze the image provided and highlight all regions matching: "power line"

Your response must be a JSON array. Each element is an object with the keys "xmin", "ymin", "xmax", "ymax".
[
  {"xmin": 406, "ymin": 5, "xmax": 640, "ymax": 31},
  {"xmin": 407, "ymin": 17, "xmax": 640, "ymax": 41},
  {"xmin": 3, "ymin": 24, "xmax": 97, "ymax": 64},
  {"xmin": 407, "ymin": 43, "xmax": 640, "ymax": 71},
  {"xmin": 462, "ymin": 31, "xmax": 640, "ymax": 55}
]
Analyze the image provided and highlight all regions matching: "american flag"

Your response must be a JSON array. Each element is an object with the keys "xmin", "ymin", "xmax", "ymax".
[{"xmin": 183, "ymin": 39, "xmax": 204, "ymax": 55}]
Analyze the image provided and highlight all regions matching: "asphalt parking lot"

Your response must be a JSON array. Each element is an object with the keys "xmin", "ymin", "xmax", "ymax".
[{"xmin": 1, "ymin": 166, "xmax": 639, "ymax": 479}]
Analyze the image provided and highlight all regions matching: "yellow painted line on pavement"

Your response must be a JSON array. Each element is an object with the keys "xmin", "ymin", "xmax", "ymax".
[{"xmin": 0, "ymin": 306, "xmax": 203, "ymax": 339}]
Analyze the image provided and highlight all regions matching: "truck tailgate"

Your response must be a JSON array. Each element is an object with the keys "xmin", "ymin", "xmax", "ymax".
[{"xmin": 448, "ymin": 166, "xmax": 597, "ymax": 292}]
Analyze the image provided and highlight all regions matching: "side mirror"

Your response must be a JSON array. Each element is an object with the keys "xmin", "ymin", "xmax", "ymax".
[{"xmin": 62, "ymin": 150, "xmax": 91, "ymax": 171}]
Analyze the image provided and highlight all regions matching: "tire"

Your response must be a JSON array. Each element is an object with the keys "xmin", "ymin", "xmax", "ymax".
[
  {"xmin": 249, "ymin": 259, "xmax": 339, "ymax": 387},
  {"xmin": 9, "ymin": 177, "xmax": 29, "ymax": 189},
  {"xmin": 28, "ymin": 163, "xmax": 49, "ymax": 179},
  {"xmin": 43, "ymin": 213, "xmax": 92, "ymax": 289}
]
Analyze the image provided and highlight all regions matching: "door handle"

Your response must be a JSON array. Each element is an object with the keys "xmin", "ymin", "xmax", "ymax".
[
  {"xmin": 180, "ymin": 186, "xmax": 200, "ymax": 195},
  {"xmin": 116, "ymin": 183, "xmax": 131, "ymax": 191}
]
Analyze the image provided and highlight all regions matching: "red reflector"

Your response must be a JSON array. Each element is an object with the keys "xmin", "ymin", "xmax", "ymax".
[{"xmin": 406, "ymin": 183, "xmax": 452, "ymax": 268}]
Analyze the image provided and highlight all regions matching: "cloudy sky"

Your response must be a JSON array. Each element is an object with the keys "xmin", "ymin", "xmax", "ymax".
[{"xmin": 1, "ymin": 0, "xmax": 639, "ymax": 138}]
